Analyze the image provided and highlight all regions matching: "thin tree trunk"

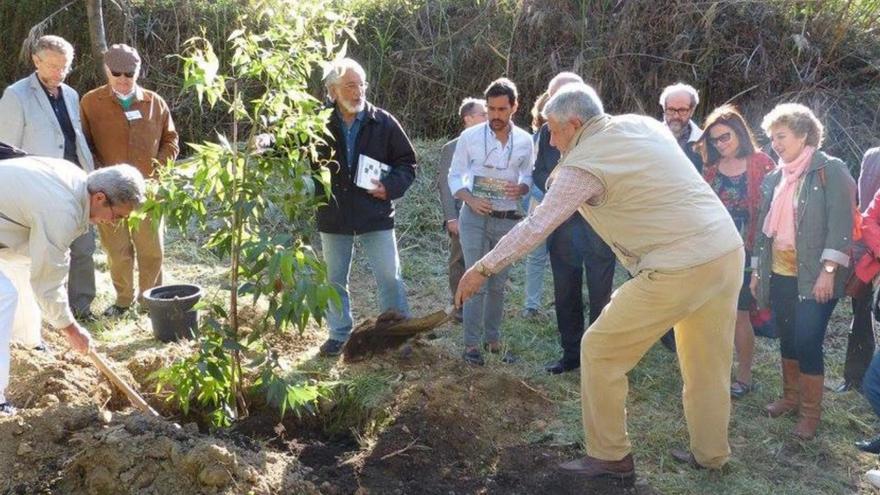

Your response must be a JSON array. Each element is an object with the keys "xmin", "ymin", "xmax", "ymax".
[{"xmin": 85, "ymin": 0, "xmax": 108, "ymax": 75}]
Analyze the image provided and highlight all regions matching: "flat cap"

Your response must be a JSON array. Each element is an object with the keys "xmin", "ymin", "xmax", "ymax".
[{"xmin": 104, "ymin": 44, "xmax": 141, "ymax": 74}]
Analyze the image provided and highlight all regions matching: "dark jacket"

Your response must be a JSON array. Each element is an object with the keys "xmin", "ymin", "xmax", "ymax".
[
  {"xmin": 754, "ymin": 150, "xmax": 855, "ymax": 307},
  {"xmin": 531, "ymin": 124, "xmax": 558, "ymax": 194},
  {"xmin": 315, "ymin": 102, "xmax": 417, "ymax": 234}
]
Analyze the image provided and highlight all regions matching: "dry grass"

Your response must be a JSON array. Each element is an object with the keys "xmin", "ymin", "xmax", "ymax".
[{"xmin": 347, "ymin": 0, "xmax": 880, "ymax": 169}]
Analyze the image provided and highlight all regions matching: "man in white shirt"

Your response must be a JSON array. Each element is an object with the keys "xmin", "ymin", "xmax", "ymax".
[
  {"xmin": 0, "ymin": 155, "xmax": 145, "ymax": 415},
  {"xmin": 448, "ymin": 77, "xmax": 534, "ymax": 365}
]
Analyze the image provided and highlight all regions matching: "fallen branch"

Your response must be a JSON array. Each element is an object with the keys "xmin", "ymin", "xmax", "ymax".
[{"xmin": 380, "ymin": 438, "xmax": 431, "ymax": 460}]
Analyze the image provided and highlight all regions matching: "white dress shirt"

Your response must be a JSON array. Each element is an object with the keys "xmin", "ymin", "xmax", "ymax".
[{"xmin": 447, "ymin": 121, "xmax": 534, "ymax": 212}]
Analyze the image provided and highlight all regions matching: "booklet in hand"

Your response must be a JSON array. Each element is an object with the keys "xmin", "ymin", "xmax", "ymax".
[
  {"xmin": 472, "ymin": 176, "xmax": 508, "ymax": 201},
  {"xmin": 356, "ymin": 154, "xmax": 391, "ymax": 190}
]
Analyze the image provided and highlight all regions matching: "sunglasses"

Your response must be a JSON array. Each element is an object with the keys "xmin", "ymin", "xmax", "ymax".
[
  {"xmin": 709, "ymin": 132, "xmax": 733, "ymax": 145},
  {"xmin": 111, "ymin": 70, "xmax": 136, "ymax": 78}
]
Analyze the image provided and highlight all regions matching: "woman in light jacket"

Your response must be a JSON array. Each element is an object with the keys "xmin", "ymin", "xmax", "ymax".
[{"xmin": 750, "ymin": 103, "xmax": 855, "ymax": 440}]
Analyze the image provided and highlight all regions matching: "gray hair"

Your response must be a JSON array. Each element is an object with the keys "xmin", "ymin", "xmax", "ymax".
[
  {"xmin": 323, "ymin": 57, "xmax": 367, "ymax": 92},
  {"xmin": 87, "ymin": 164, "xmax": 146, "ymax": 207},
  {"xmin": 458, "ymin": 97, "xmax": 486, "ymax": 119},
  {"xmin": 33, "ymin": 35, "xmax": 74, "ymax": 60},
  {"xmin": 761, "ymin": 102, "xmax": 825, "ymax": 148},
  {"xmin": 542, "ymin": 83, "xmax": 604, "ymax": 123},
  {"xmin": 547, "ymin": 72, "xmax": 583, "ymax": 96},
  {"xmin": 659, "ymin": 83, "xmax": 699, "ymax": 108}
]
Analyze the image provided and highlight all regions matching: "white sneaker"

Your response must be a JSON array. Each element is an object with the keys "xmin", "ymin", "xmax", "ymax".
[{"xmin": 866, "ymin": 469, "xmax": 880, "ymax": 488}]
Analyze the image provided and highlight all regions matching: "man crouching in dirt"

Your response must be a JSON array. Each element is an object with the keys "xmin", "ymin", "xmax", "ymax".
[
  {"xmin": 0, "ymin": 146, "xmax": 146, "ymax": 416},
  {"xmin": 456, "ymin": 84, "xmax": 744, "ymax": 478}
]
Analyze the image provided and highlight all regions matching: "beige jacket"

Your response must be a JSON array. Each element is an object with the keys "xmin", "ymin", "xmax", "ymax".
[
  {"xmin": 559, "ymin": 113, "xmax": 742, "ymax": 274},
  {"xmin": 0, "ymin": 156, "xmax": 90, "ymax": 328}
]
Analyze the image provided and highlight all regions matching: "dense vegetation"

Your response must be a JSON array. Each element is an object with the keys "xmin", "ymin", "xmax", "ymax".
[{"xmin": 1, "ymin": 0, "xmax": 877, "ymax": 167}]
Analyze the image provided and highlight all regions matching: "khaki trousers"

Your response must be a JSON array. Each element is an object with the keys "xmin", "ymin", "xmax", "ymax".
[
  {"xmin": 580, "ymin": 247, "xmax": 743, "ymax": 468},
  {"xmin": 97, "ymin": 216, "xmax": 164, "ymax": 307}
]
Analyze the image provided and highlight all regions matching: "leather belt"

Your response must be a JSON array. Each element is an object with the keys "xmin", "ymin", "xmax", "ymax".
[{"xmin": 488, "ymin": 210, "xmax": 522, "ymax": 220}]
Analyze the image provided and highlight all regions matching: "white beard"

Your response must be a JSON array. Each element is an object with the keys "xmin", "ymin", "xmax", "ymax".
[{"xmin": 339, "ymin": 99, "xmax": 365, "ymax": 114}]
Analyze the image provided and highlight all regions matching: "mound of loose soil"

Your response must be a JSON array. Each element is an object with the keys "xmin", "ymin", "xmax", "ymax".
[{"xmin": 0, "ymin": 334, "xmax": 319, "ymax": 494}]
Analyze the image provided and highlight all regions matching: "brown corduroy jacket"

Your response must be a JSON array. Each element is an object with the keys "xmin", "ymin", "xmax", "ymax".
[{"xmin": 80, "ymin": 84, "xmax": 178, "ymax": 178}]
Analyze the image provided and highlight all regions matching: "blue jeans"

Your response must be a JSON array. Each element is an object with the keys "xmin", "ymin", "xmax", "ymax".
[
  {"xmin": 863, "ymin": 351, "xmax": 880, "ymax": 417},
  {"xmin": 522, "ymin": 185, "xmax": 547, "ymax": 310},
  {"xmin": 523, "ymin": 244, "xmax": 548, "ymax": 310},
  {"xmin": 770, "ymin": 274, "xmax": 838, "ymax": 375},
  {"xmin": 547, "ymin": 213, "xmax": 615, "ymax": 363},
  {"xmin": 320, "ymin": 230, "xmax": 410, "ymax": 342},
  {"xmin": 459, "ymin": 204, "xmax": 516, "ymax": 347}
]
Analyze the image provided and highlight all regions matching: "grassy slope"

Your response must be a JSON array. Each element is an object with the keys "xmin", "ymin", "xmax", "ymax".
[{"xmin": 87, "ymin": 138, "xmax": 879, "ymax": 494}]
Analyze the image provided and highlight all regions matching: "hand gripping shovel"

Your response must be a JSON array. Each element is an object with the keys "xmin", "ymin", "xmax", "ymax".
[{"xmin": 88, "ymin": 349, "xmax": 161, "ymax": 417}]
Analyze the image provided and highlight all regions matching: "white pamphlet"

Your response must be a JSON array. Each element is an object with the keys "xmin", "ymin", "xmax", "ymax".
[{"xmin": 356, "ymin": 154, "xmax": 391, "ymax": 190}]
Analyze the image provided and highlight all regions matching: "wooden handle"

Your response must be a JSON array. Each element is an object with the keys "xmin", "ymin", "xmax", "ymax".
[{"xmin": 88, "ymin": 349, "xmax": 160, "ymax": 417}]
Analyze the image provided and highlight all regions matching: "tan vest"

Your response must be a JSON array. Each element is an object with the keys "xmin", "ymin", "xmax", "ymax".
[{"xmin": 558, "ymin": 114, "xmax": 742, "ymax": 274}]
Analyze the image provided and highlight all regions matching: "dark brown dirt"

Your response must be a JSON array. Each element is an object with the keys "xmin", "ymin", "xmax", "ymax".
[{"xmin": 230, "ymin": 352, "xmax": 660, "ymax": 495}]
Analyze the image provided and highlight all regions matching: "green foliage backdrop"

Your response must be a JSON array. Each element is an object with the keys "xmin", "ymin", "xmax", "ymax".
[{"xmin": 1, "ymin": 0, "xmax": 878, "ymax": 166}]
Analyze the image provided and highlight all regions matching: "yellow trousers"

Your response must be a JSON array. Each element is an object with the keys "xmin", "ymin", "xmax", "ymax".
[
  {"xmin": 97, "ymin": 216, "xmax": 164, "ymax": 307},
  {"xmin": 580, "ymin": 247, "xmax": 743, "ymax": 468}
]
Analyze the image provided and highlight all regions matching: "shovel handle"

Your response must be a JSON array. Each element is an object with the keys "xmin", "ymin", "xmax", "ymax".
[{"xmin": 88, "ymin": 349, "xmax": 160, "ymax": 417}]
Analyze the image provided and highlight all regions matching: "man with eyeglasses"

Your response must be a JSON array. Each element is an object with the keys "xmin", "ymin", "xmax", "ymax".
[
  {"xmin": 437, "ymin": 97, "xmax": 488, "ymax": 323},
  {"xmin": 314, "ymin": 58, "xmax": 417, "ymax": 357},
  {"xmin": 656, "ymin": 82, "xmax": 704, "ymax": 353},
  {"xmin": 0, "ymin": 152, "xmax": 146, "ymax": 416},
  {"xmin": 80, "ymin": 44, "xmax": 179, "ymax": 318},
  {"xmin": 0, "ymin": 35, "xmax": 98, "ymax": 327},
  {"xmin": 448, "ymin": 77, "xmax": 534, "ymax": 366},
  {"xmin": 659, "ymin": 82, "xmax": 704, "ymax": 173}
]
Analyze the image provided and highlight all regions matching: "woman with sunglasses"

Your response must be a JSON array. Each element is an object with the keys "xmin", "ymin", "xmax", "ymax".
[
  {"xmin": 697, "ymin": 105, "xmax": 774, "ymax": 399},
  {"xmin": 751, "ymin": 103, "xmax": 855, "ymax": 440}
]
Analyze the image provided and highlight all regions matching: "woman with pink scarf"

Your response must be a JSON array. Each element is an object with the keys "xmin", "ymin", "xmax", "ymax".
[{"xmin": 750, "ymin": 103, "xmax": 855, "ymax": 440}]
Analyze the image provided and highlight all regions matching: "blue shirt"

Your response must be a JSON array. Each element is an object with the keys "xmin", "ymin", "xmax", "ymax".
[{"xmin": 338, "ymin": 108, "xmax": 366, "ymax": 169}]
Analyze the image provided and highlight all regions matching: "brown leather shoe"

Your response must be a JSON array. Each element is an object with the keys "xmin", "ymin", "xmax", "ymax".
[
  {"xmin": 670, "ymin": 448, "xmax": 706, "ymax": 470},
  {"xmin": 559, "ymin": 454, "xmax": 635, "ymax": 479}
]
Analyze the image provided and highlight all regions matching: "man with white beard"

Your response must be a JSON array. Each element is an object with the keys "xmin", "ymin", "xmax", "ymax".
[{"xmin": 314, "ymin": 58, "xmax": 417, "ymax": 357}]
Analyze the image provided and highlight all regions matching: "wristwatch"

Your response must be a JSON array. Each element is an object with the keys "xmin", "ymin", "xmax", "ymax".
[
  {"xmin": 823, "ymin": 263, "xmax": 837, "ymax": 274},
  {"xmin": 474, "ymin": 262, "xmax": 493, "ymax": 277}
]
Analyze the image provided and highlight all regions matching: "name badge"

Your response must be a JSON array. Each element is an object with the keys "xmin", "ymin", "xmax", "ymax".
[{"xmin": 125, "ymin": 110, "xmax": 142, "ymax": 121}]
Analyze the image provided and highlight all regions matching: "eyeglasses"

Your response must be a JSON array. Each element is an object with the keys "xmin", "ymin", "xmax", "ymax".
[
  {"xmin": 664, "ymin": 106, "xmax": 693, "ymax": 117},
  {"xmin": 709, "ymin": 132, "xmax": 733, "ymax": 145},
  {"xmin": 343, "ymin": 81, "xmax": 368, "ymax": 91},
  {"xmin": 111, "ymin": 70, "xmax": 136, "ymax": 78},
  {"xmin": 35, "ymin": 55, "xmax": 71, "ymax": 74},
  {"xmin": 102, "ymin": 192, "xmax": 127, "ymax": 221}
]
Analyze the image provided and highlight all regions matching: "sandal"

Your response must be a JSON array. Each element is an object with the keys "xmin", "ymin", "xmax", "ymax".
[{"xmin": 730, "ymin": 380, "xmax": 753, "ymax": 399}]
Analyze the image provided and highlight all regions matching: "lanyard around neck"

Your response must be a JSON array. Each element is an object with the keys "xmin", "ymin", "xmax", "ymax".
[{"xmin": 483, "ymin": 123, "xmax": 513, "ymax": 170}]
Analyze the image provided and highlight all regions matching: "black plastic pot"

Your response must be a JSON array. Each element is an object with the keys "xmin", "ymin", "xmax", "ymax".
[{"xmin": 142, "ymin": 284, "xmax": 203, "ymax": 342}]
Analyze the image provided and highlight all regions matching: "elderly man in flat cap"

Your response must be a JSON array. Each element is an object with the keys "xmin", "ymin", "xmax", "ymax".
[{"xmin": 80, "ymin": 44, "xmax": 179, "ymax": 317}]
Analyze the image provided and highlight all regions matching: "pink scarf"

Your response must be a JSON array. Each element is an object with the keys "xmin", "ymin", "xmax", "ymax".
[{"xmin": 762, "ymin": 146, "xmax": 816, "ymax": 250}]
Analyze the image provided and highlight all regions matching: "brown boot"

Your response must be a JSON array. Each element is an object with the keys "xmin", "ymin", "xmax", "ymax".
[
  {"xmin": 793, "ymin": 373, "xmax": 824, "ymax": 440},
  {"xmin": 766, "ymin": 359, "xmax": 800, "ymax": 417}
]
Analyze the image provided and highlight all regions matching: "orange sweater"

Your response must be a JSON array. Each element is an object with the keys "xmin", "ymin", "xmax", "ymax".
[{"xmin": 80, "ymin": 85, "xmax": 178, "ymax": 178}]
